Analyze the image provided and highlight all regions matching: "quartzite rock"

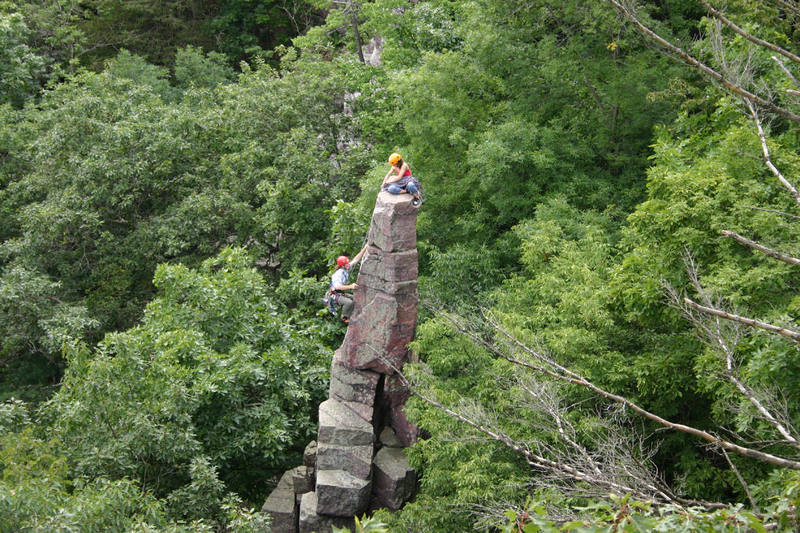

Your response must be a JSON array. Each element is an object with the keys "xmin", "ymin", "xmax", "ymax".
[
  {"xmin": 318, "ymin": 399, "xmax": 374, "ymax": 447},
  {"xmin": 291, "ymin": 466, "xmax": 314, "ymax": 495},
  {"xmin": 378, "ymin": 426, "xmax": 403, "ymax": 448},
  {"xmin": 358, "ymin": 247, "xmax": 418, "ymax": 282},
  {"xmin": 300, "ymin": 190, "xmax": 419, "ymax": 523},
  {"xmin": 315, "ymin": 470, "xmax": 372, "ymax": 517},
  {"xmin": 261, "ymin": 470, "xmax": 297, "ymax": 533},
  {"xmin": 303, "ymin": 441, "xmax": 317, "ymax": 468},
  {"xmin": 329, "ymin": 352, "xmax": 382, "ymax": 406},
  {"xmin": 299, "ymin": 492, "xmax": 354, "ymax": 533},
  {"xmin": 316, "ymin": 442, "xmax": 373, "ymax": 480},
  {"xmin": 382, "ymin": 374, "xmax": 419, "ymax": 447},
  {"xmin": 342, "ymin": 293, "xmax": 417, "ymax": 374},
  {"xmin": 372, "ymin": 447, "xmax": 416, "ymax": 511},
  {"xmin": 367, "ymin": 193, "xmax": 418, "ymax": 252}
]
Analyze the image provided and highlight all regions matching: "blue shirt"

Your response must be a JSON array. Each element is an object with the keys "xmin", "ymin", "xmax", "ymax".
[{"xmin": 331, "ymin": 267, "xmax": 349, "ymax": 290}]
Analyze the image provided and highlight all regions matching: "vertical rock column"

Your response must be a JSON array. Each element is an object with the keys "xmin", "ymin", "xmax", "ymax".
[
  {"xmin": 311, "ymin": 192, "xmax": 419, "ymax": 523},
  {"xmin": 265, "ymin": 192, "xmax": 419, "ymax": 532}
]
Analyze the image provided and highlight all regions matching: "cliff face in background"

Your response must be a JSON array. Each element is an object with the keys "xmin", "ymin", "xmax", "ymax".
[{"xmin": 262, "ymin": 192, "xmax": 420, "ymax": 532}]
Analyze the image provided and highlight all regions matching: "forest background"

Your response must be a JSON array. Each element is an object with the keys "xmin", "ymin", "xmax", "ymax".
[{"xmin": 2, "ymin": 0, "xmax": 800, "ymax": 530}]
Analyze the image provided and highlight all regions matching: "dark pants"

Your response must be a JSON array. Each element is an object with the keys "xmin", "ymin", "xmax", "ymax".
[{"xmin": 338, "ymin": 294, "xmax": 354, "ymax": 319}]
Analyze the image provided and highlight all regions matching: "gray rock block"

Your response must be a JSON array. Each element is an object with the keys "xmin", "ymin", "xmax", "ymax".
[
  {"xmin": 358, "ymin": 247, "xmax": 419, "ymax": 283},
  {"xmin": 261, "ymin": 470, "xmax": 297, "ymax": 532},
  {"xmin": 316, "ymin": 442, "xmax": 373, "ymax": 480},
  {"xmin": 315, "ymin": 469, "xmax": 372, "ymax": 517},
  {"xmin": 303, "ymin": 441, "xmax": 317, "ymax": 468},
  {"xmin": 340, "ymin": 293, "xmax": 417, "ymax": 374},
  {"xmin": 378, "ymin": 426, "xmax": 403, "ymax": 448},
  {"xmin": 291, "ymin": 466, "xmax": 314, "ymax": 495},
  {"xmin": 318, "ymin": 399, "xmax": 373, "ymax": 446},
  {"xmin": 372, "ymin": 447, "xmax": 416, "ymax": 511},
  {"xmin": 368, "ymin": 193, "xmax": 418, "ymax": 252},
  {"xmin": 329, "ymin": 354, "xmax": 382, "ymax": 406},
  {"xmin": 299, "ymin": 491, "xmax": 354, "ymax": 533}
]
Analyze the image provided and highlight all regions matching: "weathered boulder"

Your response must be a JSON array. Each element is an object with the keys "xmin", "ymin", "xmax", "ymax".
[
  {"xmin": 316, "ymin": 442, "xmax": 373, "ymax": 480},
  {"xmin": 329, "ymin": 351, "xmax": 382, "ymax": 406},
  {"xmin": 318, "ymin": 399, "xmax": 374, "ymax": 447},
  {"xmin": 342, "ymin": 293, "xmax": 417, "ymax": 374},
  {"xmin": 362, "ymin": 36, "xmax": 385, "ymax": 67},
  {"xmin": 295, "ymin": 190, "xmax": 419, "ymax": 525},
  {"xmin": 372, "ymin": 447, "xmax": 416, "ymax": 511},
  {"xmin": 367, "ymin": 193, "xmax": 418, "ymax": 252},
  {"xmin": 291, "ymin": 466, "xmax": 315, "ymax": 495},
  {"xmin": 358, "ymin": 247, "xmax": 418, "ymax": 282},
  {"xmin": 299, "ymin": 492, "xmax": 354, "ymax": 533},
  {"xmin": 316, "ymin": 469, "xmax": 372, "ymax": 517},
  {"xmin": 303, "ymin": 441, "xmax": 317, "ymax": 468},
  {"xmin": 262, "ymin": 470, "xmax": 297, "ymax": 533},
  {"xmin": 378, "ymin": 426, "xmax": 403, "ymax": 448}
]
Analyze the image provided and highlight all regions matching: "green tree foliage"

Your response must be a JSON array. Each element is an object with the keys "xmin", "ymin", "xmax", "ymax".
[
  {"xmin": 380, "ymin": 1, "xmax": 800, "ymax": 528},
  {"xmin": 5, "ymin": 0, "xmax": 800, "ymax": 529},
  {"xmin": 348, "ymin": 0, "xmax": 686, "ymax": 254},
  {"xmin": 0, "ymin": 12, "xmax": 47, "ymax": 107},
  {"xmin": 0, "ymin": 46, "xmax": 368, "ymax": 389},
  {"xmin": 10, "ymin": 0, "xmax": 324, "ymax": 69},
  {"xmin": 44, "ymin": 248, "xmax": 330, "ymax": 500},
  {"xmin": 1, "ymin": 248, "xmax": 323, "ymax": 530}
]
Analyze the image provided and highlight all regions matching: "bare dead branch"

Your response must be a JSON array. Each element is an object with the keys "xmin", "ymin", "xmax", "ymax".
[
  {"xmin": 701, "ymin": 1, "xmax": 800, "ymax": 65},
  {"xmin": 747, "ymin": 100, "xmax": 800, "ymax": 206},
  {"xmin": 429, "ymin": 307, "xmax": 800, "ymax": 470},
  {"xmin": 721, "ymin": 447, "xmax": 760, "ymax": 514},
  {"xmin": 743, "ymin": 205, "xmax": 800, "ymax": 220},
  {"xmin": 771, "ymin": 0, "xmax": 800, "ymax": 18},
  {"xmin": 468, "ymin": 312, "xmax": 800, "ymax": 470},
  {"xmin": 773, "ymin": 57, "xmax": 800, "ymax": 88},
  {"xmin": 683, "ymin": 296, "xmax": 800, "ymax": 344},
  {"xmin": 405, "ymin": 376, "xmax": 673, "ymax": 504},
  {"xmin": 604, "ymin": 0, "xmax": 800, "ymax": 123},
  {"xmin": 675, "ymin": 261, "xmax": 800, "ymax": 448},
  {"xmin": 721, "ymin": 230, "xmax": 800, "ymax": 266}
]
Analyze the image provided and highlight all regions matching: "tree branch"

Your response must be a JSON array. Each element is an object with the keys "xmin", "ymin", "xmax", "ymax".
[
  {"xmin": 404, "ymin": 375, "xmax": 675, "ymax": 504},
  {"xmin": 683, "ymin": 296, "xmax": 800, "ymax": 344},
  {"xmin": 772, "ymin": 56, "xmax": 800, "ymax": 88},
  {"xmin": 604, "ymin": 0, "xmax": 800, "ymax": 124},
  {"xmin": 435, "ymin": 308, "xmax": 800, "ymax": 470},
  {"xmin": 701, "ymin": 1, "xmax": 800, "ymax": 65},
  {"xmin": 674, "ymin": 253, "xmax": 800, "ymax": 448},
  {"xmin": 720, "ymin": 447, "xmax": 760, "ymax": 514},
  {"xmin": 743, "ymin": 205, "xmax": 800, "ymax": 220},
  {"xmin": 721, "ymin": 230, "xmax": 800, "ymax": 266},
  {"xmin": 747, "ymin": 100, "xmax": 800, "ymax": 206}
]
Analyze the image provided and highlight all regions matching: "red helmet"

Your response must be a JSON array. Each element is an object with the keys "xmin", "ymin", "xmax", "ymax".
[{"xmin": 336, "ymin": 255, "xmax": 349, "ymax": 267}]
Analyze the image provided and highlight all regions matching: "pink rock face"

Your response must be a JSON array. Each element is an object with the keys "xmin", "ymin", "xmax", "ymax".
[
  {"xmin": 308, "ymin": 191, "xmax": 419, "ymax": 521},
  {"xmin": 383, "ymin": 374, "xmax": 418, "ymax": 447},
  {"xmin": 367, "ymin": 194, "xmax": 418, "ymax": 252},
  {"xmin": 342, "ymin": 193, "xmax": 419, "ymax": 374},
  {"xmin": 342, "ymin": 293, "xmax": 417, "ymax": 374}
]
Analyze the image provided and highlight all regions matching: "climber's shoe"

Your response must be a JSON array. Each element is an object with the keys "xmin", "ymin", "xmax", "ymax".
[
  {"xmin": 412, "ymin": 197, "xmax": 421, "ymax": 207},
  {"xmin": 341, "ymin": 317, "xmax": 350, "ymax": 325}
]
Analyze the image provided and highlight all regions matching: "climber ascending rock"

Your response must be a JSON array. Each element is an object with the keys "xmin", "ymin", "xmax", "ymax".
[{"xmin": 327, "ymin": 245, "xmax": 367, "ymax": 324}]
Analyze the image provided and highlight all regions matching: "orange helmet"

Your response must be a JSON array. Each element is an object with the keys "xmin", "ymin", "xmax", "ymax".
[
  {"xmin": 336, "ymin": 256, "xmax": 349, "ymax": 267},
  {"xmin": 388, "ymin": 152, "xmax": 402, "ymax": 165}
]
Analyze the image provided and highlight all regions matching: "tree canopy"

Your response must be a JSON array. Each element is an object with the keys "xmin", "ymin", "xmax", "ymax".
[{"xmin": 3, "ymin": 0, "xmax": 800, "ymax": 530}]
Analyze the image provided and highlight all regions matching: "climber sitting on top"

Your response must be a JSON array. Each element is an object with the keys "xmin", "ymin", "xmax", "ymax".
[
  {"xmin": 329, "ymin": 244, "xmax": 367, "ymax": 324},
  {"xmin": 382, "ymin": 152, "xmax": 423, "ymax": 207}
]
